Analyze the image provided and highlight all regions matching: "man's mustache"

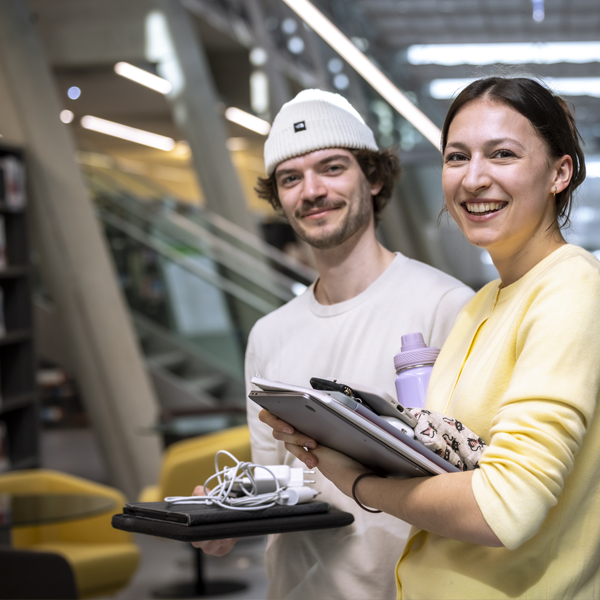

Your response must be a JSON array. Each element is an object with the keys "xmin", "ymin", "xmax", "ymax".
[{"xmin": 295, "ymin": 199, "xmax": 346, "ymax": 219}]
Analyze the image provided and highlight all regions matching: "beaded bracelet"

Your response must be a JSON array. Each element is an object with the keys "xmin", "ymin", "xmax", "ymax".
[{"xmin": 351, "ymin": 472, "xmax": 382, "ymax": 513}]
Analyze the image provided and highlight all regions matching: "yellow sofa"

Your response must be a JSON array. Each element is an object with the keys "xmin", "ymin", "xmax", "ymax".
[
  {"xmin": 0, "ymin": 469, "xmax": 139, "ymax": 598},
  {"xmin": 140, "ymin": 424, "xmax": 251, "ymax": 502}
]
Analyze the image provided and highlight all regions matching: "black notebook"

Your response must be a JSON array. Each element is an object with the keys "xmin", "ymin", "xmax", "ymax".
[
  {"xmin": 123, "ymin": 500, "xmax": 331, "ymax": 526},
  {"xmin": 113, "ymin": 505, "xmax": 355, "ymax": 543}
]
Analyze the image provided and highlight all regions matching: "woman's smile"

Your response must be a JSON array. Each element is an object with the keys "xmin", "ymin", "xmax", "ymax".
[
  {"xmin": 462, "ymin": 201, "xmax": 508, "ymax": 218},
  {"xmin": 442, "ymin": 98, "xmax": 567, "ymax": 279}
]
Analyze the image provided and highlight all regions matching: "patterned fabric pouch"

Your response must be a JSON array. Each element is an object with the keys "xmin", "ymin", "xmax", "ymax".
[{"xmin": 405, "ymin": 408, "xmax": 487, "ymax": 471}]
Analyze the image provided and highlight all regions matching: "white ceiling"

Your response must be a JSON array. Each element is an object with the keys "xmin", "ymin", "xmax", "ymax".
[{"xmin": 357, "ymin": 0, "xmax": 600, "ymax": 45}]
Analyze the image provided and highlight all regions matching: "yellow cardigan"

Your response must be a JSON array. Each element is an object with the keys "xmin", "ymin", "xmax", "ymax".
[{"xmin": 397, "ymin": 244, "xmax": 600, "ymax": 600}]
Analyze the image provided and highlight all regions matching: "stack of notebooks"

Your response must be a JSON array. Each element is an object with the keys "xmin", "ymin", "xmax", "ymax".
[{"xmin": 112, "ymin": 500, "xmax": 354, "ymax": 542}]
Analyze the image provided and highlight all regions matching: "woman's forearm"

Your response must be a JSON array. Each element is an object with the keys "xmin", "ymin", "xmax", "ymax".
[
  {"xmin": 355, "ymin": 470, "xmax": 503, "ymax": 547},
  {"xmin": 263, "ymin": 409, "xmax": 503, "ymax": 547}
]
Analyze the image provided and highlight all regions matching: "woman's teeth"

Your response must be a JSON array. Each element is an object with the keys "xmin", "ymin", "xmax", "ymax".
[{"xmin": 465, "ymin": 202, "xmax": 505, "ymax": 214}]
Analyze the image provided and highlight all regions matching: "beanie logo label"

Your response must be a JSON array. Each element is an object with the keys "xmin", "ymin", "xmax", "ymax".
[{"xmin": 293, "ymin": 121, "xmax": 306, "ymax": 132}]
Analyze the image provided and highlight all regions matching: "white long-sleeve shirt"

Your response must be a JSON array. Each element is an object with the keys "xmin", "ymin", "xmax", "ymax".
[{"xmin": 246, "ymin": 253, "xmax": 473, "ymax": 600}]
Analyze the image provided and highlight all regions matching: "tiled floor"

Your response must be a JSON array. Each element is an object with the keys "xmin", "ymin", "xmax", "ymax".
[{"xmin": 41, "ymin": 427, "xmax": 271, "ymax": 600}]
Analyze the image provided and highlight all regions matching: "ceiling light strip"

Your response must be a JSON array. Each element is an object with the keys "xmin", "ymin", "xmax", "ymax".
[
  {"xmin": 430, "ymin": 77, "xmax": 600, "ymax": 100},
  {"xmin": 114, "ymin": 62, "xmax": 172, "ymax": 94},
  {"xmin": 225, "ymin": 107, "xmax": 271, "ymax": 135},
  {"xmin": 280, "ymin": 0, "xmax": 441, "ymax": 148},
  {"xmin": 409, "ymin": 42, "xmax": 600, "ymax": 67},
  {"xmin": 80, "ymin": 116, "xmax": 176, "ymax": 151}
]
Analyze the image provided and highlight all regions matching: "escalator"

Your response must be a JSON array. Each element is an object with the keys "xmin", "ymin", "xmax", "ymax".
[{"xmin": 78, "ymin": 159, "xmax": 316, "ymax": 420}]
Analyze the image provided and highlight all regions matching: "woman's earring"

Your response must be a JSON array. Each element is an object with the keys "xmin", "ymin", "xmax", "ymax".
[{"xmin": 553, "ymin": 187, "xmax": 557, "ymax": 197}]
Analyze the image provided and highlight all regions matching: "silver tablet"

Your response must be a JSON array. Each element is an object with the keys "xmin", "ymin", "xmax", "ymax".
[{"xmin": 249, "ymin": 377, "xmax": 458, "ymax": 478}]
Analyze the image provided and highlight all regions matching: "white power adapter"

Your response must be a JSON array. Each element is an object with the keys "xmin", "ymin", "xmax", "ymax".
[
  {"xmin": 249, "ymin": 465, "xmax": 314, "ymax": 494},
  {"xmin": 277, "ymin": 486, "xmax": 319, "ymax": 505}
]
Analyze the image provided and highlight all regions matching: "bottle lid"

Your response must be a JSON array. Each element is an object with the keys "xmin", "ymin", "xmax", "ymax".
[{"xmin": 394, "ymin": 332, "xmax": 440, "ymax": 372}]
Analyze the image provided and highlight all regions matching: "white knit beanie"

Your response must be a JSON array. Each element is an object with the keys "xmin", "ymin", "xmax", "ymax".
[{"xmin": 264, "ymin": 89, "xmax": 378, "ymax": 175}]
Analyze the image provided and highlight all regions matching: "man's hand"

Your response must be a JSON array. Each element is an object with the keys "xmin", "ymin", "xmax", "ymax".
[
  {"xmin": 258, "ymin": 409, "xmax": 319, "ymax": 468},
  {"xmin": 190, "ymin": 485, "xmax": 238, "ymax": 556}
]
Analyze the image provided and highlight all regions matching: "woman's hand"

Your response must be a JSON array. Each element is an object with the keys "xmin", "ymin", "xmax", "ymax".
[
  {"xmin": 258, "ymin": 409, "xmax": 368, "ymax": 496},
  {"xmin": 259, "ymin": 410, "xmax": 501, "ymax": 545},
  {"xmin": 312, "ymin": 445, "xmax": 368, "ymax": 497},
  {"xmin": 258, "ymin": 409, "xmax": 319, "ymax": 468}
]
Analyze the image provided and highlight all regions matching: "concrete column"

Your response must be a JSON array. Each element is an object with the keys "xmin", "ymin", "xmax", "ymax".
[
  {"xmin": 296, "ymin": 20, "xmax": 331, "ymax": 93},
  {"xmin": 245, "ymin": 0, "xmax": 292, "ymax": 115},
  {"xmin": 0, "ymin": 0, "xmax": 161, "ymax": 499},
  {"xmin": 151, "ymin": 0, "xmax": 258, "ymax": 235},
  {"xmin": 378, "ymin": 189, "xmax": 421, "ymax": 260}
]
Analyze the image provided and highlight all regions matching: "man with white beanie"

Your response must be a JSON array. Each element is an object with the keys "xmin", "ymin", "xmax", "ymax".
[{"xmin": 194, "ymin": 90, "xmax": 473, "ymax": 599}]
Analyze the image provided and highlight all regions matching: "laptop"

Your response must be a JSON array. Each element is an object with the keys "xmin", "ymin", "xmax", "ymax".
[{"xmin": 249, "ymin": 376, "xmax": 458, "ymax": 478}]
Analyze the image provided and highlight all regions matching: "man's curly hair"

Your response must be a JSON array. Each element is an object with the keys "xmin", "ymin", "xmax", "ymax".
[{"xmin": 255, "ymin": 148, "xmax": 401, "ymax": 223}]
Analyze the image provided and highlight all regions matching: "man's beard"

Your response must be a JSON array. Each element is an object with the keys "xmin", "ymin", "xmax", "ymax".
[{"xmin": 287, "ymin": 188, "xmax": 373, "ymax": 250}]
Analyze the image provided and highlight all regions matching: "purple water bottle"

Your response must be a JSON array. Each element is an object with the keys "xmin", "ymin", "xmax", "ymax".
[{"xmin": 394, "ymin": 333, "xmax": 440, "ymax": 409}]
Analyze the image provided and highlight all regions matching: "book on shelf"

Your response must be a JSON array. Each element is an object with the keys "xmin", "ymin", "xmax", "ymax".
[
  {"xmin": 0, "ymin": 288, "xmax": 6, "ymax": 337},
  {"xmin": 0, "ymin": 421, "xmax": 9, "ymax": 473},
  {"xmin": 0, "ymin": 155, "xmax": 27, "ymax": 210},
  {"xmin": 0, "ymin": 164, "xmax": 4, "ymax": 203},
  {"xmin": 0, "ymin": 215, "xmax": 7, "ymax": 270}
]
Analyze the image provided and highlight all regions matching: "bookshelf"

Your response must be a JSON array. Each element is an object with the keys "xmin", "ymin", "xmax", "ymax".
[{"xmin": 0, "ymin": 143, "xmax": 39, "ymax": 473}]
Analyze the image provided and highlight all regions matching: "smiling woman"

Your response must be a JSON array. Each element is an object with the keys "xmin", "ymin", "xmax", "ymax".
[
  {"xmin": 261, "ymin": 77, "xmax": 600, "ymax": 600},
  {"xmin": 441, "ymin": 77, "xmax": 586, "ymax": 225},
  {"xmin": 443, "ymin": 105, "xmax": 566, "ymax": 283}
]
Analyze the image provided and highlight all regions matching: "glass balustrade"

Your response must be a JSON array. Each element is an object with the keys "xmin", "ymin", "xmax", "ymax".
[{"xmin": 81, "ymin": 160, "xmax": 317, "ymax": 382}]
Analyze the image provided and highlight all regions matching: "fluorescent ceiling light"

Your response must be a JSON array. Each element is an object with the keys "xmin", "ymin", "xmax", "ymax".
[
  {"xmin": 408, "ymin": 42, "xmax": 600, "ymax": 66},
  {"xmin": 114, "ymin": 62, "xmax": 172, "ymax": 94},
  {"xmin": 548, "ymin": 78, "xmax": 600, "ymax": 97},
  {"xmin": 225, "ymin": 107, "xmax": 271, "ymax": 135},
  {"xmin": 250, "ymin": 71, "xmax": 269, "ymax": 114},
  {"xmin": 80, "ymin": 116, "xmax": 176, "ymax": 151},
  {"xmin": 587, "ymin": 162, "xmax": 600, "ymax": 178},
  {"xmin": 430, "ymin": 77, "xmax": 600, "ymax": 100},
  {"xmin": 281, "ymin": 0, "xmax": 441, "ymax": 148},
  {"xmin": 429, "ymin": 79, "xmax": 477, "ymax": 99}
]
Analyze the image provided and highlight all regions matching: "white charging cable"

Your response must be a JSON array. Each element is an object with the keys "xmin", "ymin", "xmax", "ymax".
[{"xmin": 164, "ymin": 450, "xmax": 318, "ymax": 511}]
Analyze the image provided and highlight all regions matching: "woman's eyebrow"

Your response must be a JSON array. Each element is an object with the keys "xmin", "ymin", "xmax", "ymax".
[
  {"xmin": 445, "ymin": 138, "xmax": 526, "ymax": 151},
  {"xmin": 483, "ymin": 137, "xmax": 526, "ymax": 150},
  {"xmin": 444, "ymin": 141, "xmax": 468, "ymax": 152}
]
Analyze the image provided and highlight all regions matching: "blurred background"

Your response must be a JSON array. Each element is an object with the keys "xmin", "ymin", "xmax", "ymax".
[{"xmin": 1, "ymin": 0, "xmax": 599, "ymax": 598}]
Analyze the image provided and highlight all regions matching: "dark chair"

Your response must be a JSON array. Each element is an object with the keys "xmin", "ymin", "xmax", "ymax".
[{"xmin": 0, "ymin": 547, "xmax": 78, "ymax": 599}]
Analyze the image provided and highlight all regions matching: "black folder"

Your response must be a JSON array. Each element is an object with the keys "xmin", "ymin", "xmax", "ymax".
[{"xmin": 112, "ymin": 500, "xmax": 354, "ymax": 542}]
